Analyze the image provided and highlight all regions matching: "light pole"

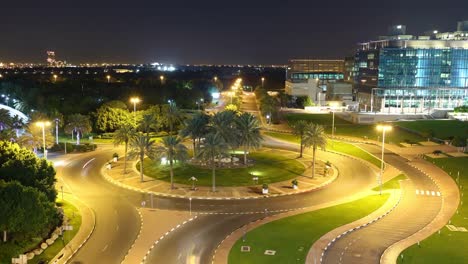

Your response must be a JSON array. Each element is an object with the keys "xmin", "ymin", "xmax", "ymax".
[
  {"xmin": 53, "ymin": 74, "xmax": 58, "ymax": 82},
  {"xmin": 261, "ymin": 77, "xmax": 265, "ymax": 88},
  {"xmin": 160, "ymin": 75, "xmax": 165, "ymax": 84},
  {"xmin": 55, "ymin": 118, "xmax": 59, "ymax": 145},
  {"xmin": 36, "ymin": 121, "xmax": 51, "ymax": 159},
  {"xmin": 106, "ymin": 75, "xmax": 111, "ymax": 83},
  {"xmin": 130, "ymin": 97, "xmax": 140, "ymax": 125},
  {"xmin": 376, "ymin": 125, "xmax": 392, "ymax": 195},
  {"xmin": 189, "ymin": 197, "xmax": 192, "ymax": 216}
]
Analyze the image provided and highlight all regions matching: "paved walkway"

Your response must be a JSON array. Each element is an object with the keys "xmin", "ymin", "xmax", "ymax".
[{"xmin": 102, "ymin": 148, "xmax": 338, "ymax": 200}]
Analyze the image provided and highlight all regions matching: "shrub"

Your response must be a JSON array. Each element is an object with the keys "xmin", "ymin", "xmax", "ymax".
[{"xmin": 291, "ymin": 179, "xmax": 298, "ymax": 186}]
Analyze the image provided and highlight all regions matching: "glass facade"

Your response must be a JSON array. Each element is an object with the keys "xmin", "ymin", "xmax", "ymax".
[{"xmin": 378, "ymin": 48, "xmax": 468, "ymax": 88}]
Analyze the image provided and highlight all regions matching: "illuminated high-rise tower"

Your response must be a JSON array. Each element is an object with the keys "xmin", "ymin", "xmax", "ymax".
[{"xmin": 47, "ymin": 51, "xmax": 56, "ymax": 66}]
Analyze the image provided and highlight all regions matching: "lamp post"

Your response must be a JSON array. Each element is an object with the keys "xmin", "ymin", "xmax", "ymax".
[
  {"xmin": 376, "ymin": 125, "xmax": 392, "ymax": 195},
  {"xmin": 189, "ymin": 197, "xmax": 192, "ymax": 216},
  {"xmin": 53, "ymin": 74, "xmax": 58, "ymax": 82},
  {"xmin": 160, "ymin": 75, "xmax": 165, "ymax": 84},
  {"xmin": 130, "ymin": 97, "xmax": 140, "ymax": 125},
  {"xmin": 261, "ymin": 77, "xmax": 265, "ymax": 88},
  {"xmin": 106, "ymin": 75, "xmax": 111, "ymax": 83},
  {"xmin": 36, "ymin": 121, "xmax": 51, "ymax": 159},
  {"xmin": 54, "ymin": 118, "xmax": 59, "ymax": 145}
]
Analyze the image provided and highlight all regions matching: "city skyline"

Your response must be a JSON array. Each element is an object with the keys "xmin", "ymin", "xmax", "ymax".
[{"xmin": 1, "ymin": 0, "xmax": 467, "ymax": 64}]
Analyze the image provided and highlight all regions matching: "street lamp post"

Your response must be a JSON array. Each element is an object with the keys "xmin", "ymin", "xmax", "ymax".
[
  {"xmin": 36, "ymin": 121, "xmax": 51, "ymax": 159},
  {"xmin": 130, "ymin": 97, "xmax": 140, "ymax": 124},
  {"xmin": 53, "ymin": 74, "xmax": 58, "ymax": 82},
  {"xmin": 189, "ymin": 197, "xmax": 192, "ymax": 216},
  {"xmin": 376, "ymin": 125, "xmax": 392, "ymax": 195},
  {"xmin": 160, "ymin": 75, "xmax": 165, "ymax": 84},
  {"xmin": 261, "ymin": 77, "xmax": 265, "ymax": 88},
  {"xmin": 106, "ymin": 75, "xmax": 111, "ymax": 83},
  {"xmin": 55, "ymin": 118, "xmax": 59, "ymax": 145}
]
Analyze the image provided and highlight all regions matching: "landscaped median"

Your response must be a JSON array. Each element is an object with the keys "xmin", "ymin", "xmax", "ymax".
[{"xmin": 396, "ymin": 157, "xmax": 467, "ymax": 264}]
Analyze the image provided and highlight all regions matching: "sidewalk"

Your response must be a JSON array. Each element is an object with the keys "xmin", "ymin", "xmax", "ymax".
[
  {"xmin": 102, "ymin": 148, "xmax": 338, "ymax": 200},
  {"xmin": 49, "ymin": 193, "xmax": 95, "ymax": 264},
  {"xmin": 122, "ymin": 209, "xmax": 193, "ymax": 264},
  {"xmin": 380, "ymin": 158, "xmax": 460, "ymax": 264}
]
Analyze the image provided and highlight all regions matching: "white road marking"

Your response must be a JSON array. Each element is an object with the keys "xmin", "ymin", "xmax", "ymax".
[
  {"xmin": 82, "ymin": 158, "xmax": 96, "ymax": 169},
  {"xmin": 102, "ymin": 244, "xmax": 108, "ymax": 252}
]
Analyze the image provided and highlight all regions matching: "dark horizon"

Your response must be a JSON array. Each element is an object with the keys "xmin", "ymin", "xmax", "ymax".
[{"xmin": 1, "ymin": 0, "xmax": 467, "ymax": 65}]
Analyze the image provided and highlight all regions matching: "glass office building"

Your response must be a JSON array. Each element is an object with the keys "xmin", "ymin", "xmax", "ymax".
[{"xmin": 355, "ymin": 22, "xmax": 468, "ymax": 113}]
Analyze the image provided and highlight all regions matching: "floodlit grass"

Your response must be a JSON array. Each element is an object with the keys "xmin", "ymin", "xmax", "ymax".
[
  {"xmin": 141, "ymin": 150, "xmax": 305, "ymax": 186},
  {"xmin": 228, "ymin": 194, "xmax": 390, "ymax": 264},
  {"xmin": 0, "ymin": 201, "xmax": 81, "ymax": 263},
  {"xmin": 264, "ymin": 132, "xmax": 381, "ymax": 168},
  {"xmin": 372, "ymin": 174, "xmax": 407, "ymax": 191},
  {"xmin": 395, "ymin": 120, "xmax": 468, "ymax": 140},
  {"xmin": 398, "ymin": 157, "xmax": 468, "ymax": 264},
  {"xmin": 285, "ymin": 113, "xmax": 424, "ymax": 144}
]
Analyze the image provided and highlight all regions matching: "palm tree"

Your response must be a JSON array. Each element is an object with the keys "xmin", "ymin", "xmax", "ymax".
[
  {"xmin": 64, "ymin": 114, "xmax": 92, "ymax": 145},
  {"xmin": 128, "ymin": 133, "xmax": 155, "ymax": 182},
  {"xmin": 211, "ymin": 111, "xmax": 238, "ymax": 161},
  {"xmin": 303, "ymin": 124, "xmax": 327, "ymax": 178},
  {"xmin": 113, "ymin": 124, "xmax": 136, "ymax": 174},
  {"xmin": 289, "ymin": 120, "xmax": 310, "ymax": 158},
  {"xmin": 197, "ymin": 133, "xmax": 228, "ymax": 192},
  {"xmin": 154, "ymin": 136, "xmax": 189, "ymax": 189},
  {"xmin": 0, "ymin": 109, "xmax": 12, "ymax": 131},
  {"xmin": 235, "ymin": 113, "xmax": 263, "ymax": 164},
  {"xmin": 11, "ymin": 115, "xmax": 25, "ymax": 138},
  {"xmin": 165, "ymin": 103, "xmax": 182, "ymax": 134},
  {"xmin": 139, "ymin": 113, "xmax": 158, "ymax": 136},
  {"xmin": 181, "ymin": 112, "xmax": 210, "ymax": 156}
]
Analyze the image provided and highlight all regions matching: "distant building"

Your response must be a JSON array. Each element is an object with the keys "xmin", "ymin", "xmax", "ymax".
[
  {"xmin": 47, "ymin": 51, "xmax": 56, "ymax": 66},
  {"xmin": 354, "ymin": 21, "xmax": 468, "ymax": 113},
  {"xmin": 285, "ymin": 59, "xmax": 344, "ymax": 104}
]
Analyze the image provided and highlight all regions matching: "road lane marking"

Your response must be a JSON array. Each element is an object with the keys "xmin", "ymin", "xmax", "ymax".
[
  {"xmin": 82, "ymin": 158, "xmax": 96, "ymax": 169},
  {"xmin": 102, "ymin": 244, "xmax": 108, "ymax": 252}
]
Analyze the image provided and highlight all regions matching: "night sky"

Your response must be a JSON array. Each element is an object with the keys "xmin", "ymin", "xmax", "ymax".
[{"xmin": 1, "ymin": 0, "xmax": 467, "ymax": 64}]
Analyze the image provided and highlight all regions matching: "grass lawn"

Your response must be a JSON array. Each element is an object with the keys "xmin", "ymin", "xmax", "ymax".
[
  {"xmin": 285, "ymin": 113, "xmax": 424, "ymax": 144},
  {"xmin": 398, "ymin": 157, "xmax": 468, "ymax": 264},
  {"xmin": 372, "ymin": 174, "xmax": 407, "ymax": 192},
  {"xmin": 395, "ymin": 120, "xmax": 468, "ymax": 140},
  {"xmin": 228, "ymin": 194, "xmax": 390, "ymax": 264},
  {"xmin": 0, "ymin": 201, "xmax": 81, "ymax": 263},
  {"xmin": 264, "ymin": 131, "xmax": 382, "ymax": 168},
  {"xmin": 141, "ymin": 150, "xmax": 305, "ymax": 186}
]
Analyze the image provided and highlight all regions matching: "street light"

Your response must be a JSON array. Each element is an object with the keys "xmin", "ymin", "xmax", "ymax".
[
  {"xmin": 213, "ymin": 76, "xmax": 218, "ymax": 82},
  {"xmin": 54, "ymin": 118, "xmax": 60, "ymax": 145},
  {"xmin": 261, "ymin": 77, "xmax": 265, "ymax": 88},
  {"xmin": 106, "ymin": 75, "xmax": 111, "ymax": 83},
  {"xmin": 160, "ymin": 75, "xmax": 165, "ymax": 84},
  {"xmin": 227, "ymin": 91, "xmax": 234, "ymax": 104},
  {"xmin": 376, "ymin": 124, "xmax": 392, "ymax": 195},
  {"xmin": 130, "ymin": 97, "xmax": 141, "ymax": 124},
  {"xmin": 36, "ymin": 121, "xmax": 51, "ymax": 159},
  {"xmin": 53, "ymin": 74, "xmax": 58, "ymax": 82}
]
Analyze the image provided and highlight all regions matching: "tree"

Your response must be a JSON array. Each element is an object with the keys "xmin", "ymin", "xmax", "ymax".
[
  {"xmin": 303, "ymin": 124, "xmax": 327, "ymax": 178},
  {"xmin": 65, "ymin": 114, "xmax": 92, "ymax": 145},
  {"xmin": 289, "ymin": 120, "xmax": 310, "ymax": 158},
  {"xmin": 164, "ymin": 103, "xmax": 183, "ymax": 134},
  {"xmin": 0, "ymin": 181, "xmax": 59, "ymax": 242},
  {"xmin": 139, "ymin": 112, "xmax": 159, "ymax": 136},
  {"xmin": 211, "ymin": 110, "xmax": 238, "ymax": 161},
  {"xmin": 181, "ymin": 112, "xmax": 210, "ymax": 157},
  {"xmin": 128, "ymin": 133, "xmax": 155, "ymax": 182},
  {"xmin": 197, "ymin": 133, "xmax": 228, "ymax": 192},
  {"xmin": 113, "ymin": 124, "xmax": 136, "ymax": 174},
  {"xmin": 95, "ymin": 105, "xmax": 131, "ymax": 132},
  {"xmin": 235, "ymin": 113, "xmax": 263, "ymax": 164},
  {"xmin": 17, "ymin": 123, "xmax": 55, "ymax": 154},
  {"xmin": 452, "ymin": 136, "xmax": 467, "ymax": 152},
  {"xmin": 11, "ymin": 115, "xmax": 25, "ymax": 138},
  {"xmin": 0, "ymin": 109, "xmax": 12, "ymax": 131},
  {"xmin": 154, "ymin": 136, "xmax": 189, "ymax": 189},
  {"xmin": 0, "ymin": 141, "xmax": 57, "ymax": 201}
]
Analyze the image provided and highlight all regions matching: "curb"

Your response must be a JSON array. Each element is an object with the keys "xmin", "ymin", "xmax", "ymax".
[{"xmin": 121, "ymin": 209, "xmax": 144, "ymax": 264}]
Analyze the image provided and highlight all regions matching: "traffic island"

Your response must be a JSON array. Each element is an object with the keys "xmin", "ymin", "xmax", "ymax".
[{"xmin": 102, "ymin": 148, "xmax": 338, "ymax": 200}]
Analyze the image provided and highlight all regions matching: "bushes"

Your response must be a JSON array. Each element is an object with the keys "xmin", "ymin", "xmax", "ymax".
[{"xmin": 49, "ymin": 142, "xmax": 97, "ymax": 152}]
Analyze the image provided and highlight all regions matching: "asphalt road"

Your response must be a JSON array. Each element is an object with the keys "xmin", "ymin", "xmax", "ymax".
[{"xmin": 322, "ymin": 144, "xmax": 442, "ymax": 264}]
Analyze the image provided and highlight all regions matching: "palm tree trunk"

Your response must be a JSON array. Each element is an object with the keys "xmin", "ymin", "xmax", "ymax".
[
  {"xmin": 212, "ymin": 159, "xmax": 216, "ymax": 192},
  {"xmin": 123, "ymin": 142, "xmax": 128, "ymax": 174},
  {"xmin": 170, "ymin": 159, "xmax": 174, "ymax": 189},
  {"xmin": 244, "ymin": 147, "xmax": 248, "ymax": 165},
  {"xmin": 140, "ymin": 155, "xmax": 144, "ymax": 182},
  {"xmin": 3, "ymin": 230, "xmax": 6, "ymax": 242},
  {"xmin": 76, "ymin": 131, "xmax": 80, "ymax": 145},
  {"xmin": 299, "ymin": 137, "xmax": 303, "ymax": 158},
  {"xmin": 192, "ymin": 138, "xmax": 197, "ymax": 157},
  {"xmin": 312, "ymin": 146, "xmax": 316, "ymax": 178}
]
